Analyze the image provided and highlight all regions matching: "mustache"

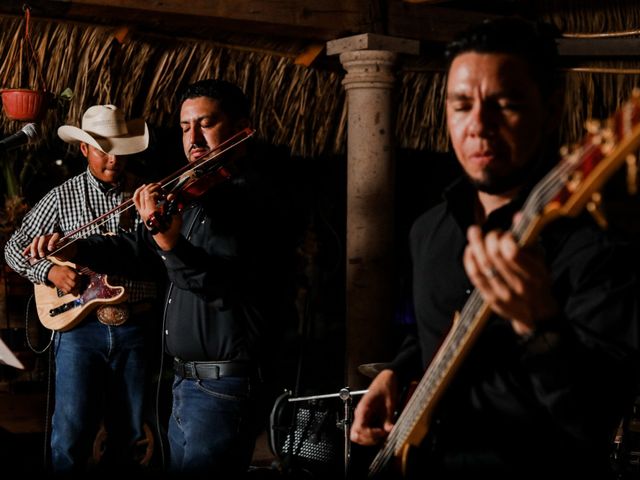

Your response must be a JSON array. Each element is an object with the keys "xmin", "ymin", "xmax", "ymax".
[{"xmin": 189, "ymin": 143, "xmax": 208, "ymax": 152}]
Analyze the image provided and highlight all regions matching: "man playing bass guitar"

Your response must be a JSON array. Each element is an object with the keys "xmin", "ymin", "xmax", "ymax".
[
  {"xmin": 4, "ymin": 104, "xmax": 157, "ymax": 473},
  {"xmin": 351, "ymin": 18, "xmax": 640, "ymax": 479}
]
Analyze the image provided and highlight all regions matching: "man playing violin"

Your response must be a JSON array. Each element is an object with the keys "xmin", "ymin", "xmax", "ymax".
[
  {"xmin": 4, "ymin": 105, "xmax": 157, "ymax": 473},
  {"xmin": 350, "ymin": 18, "xmax": 640, "ymax": 479},
  {"xmin": 28, "ymin": 80, "xmax": 296, "ymax": 476}
]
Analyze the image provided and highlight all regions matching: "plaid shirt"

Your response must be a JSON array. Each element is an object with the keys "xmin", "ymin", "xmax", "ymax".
[{"xmin": 4, "ymin": 168, "xmax": 156, "ymax": 302}]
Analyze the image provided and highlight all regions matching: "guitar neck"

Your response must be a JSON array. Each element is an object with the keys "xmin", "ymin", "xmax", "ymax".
[{"xmin": 369, "ymin": 291, "xmax": 493, "ymax": 475}]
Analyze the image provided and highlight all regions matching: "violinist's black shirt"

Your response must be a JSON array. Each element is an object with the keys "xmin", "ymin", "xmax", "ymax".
[
  {"xmin": 73, "ymin": 152, "xmax": 297, "ymax": 366},
  {"xmin": 389, "ymin": 177, "xmax": 640, "ymax": 478}
]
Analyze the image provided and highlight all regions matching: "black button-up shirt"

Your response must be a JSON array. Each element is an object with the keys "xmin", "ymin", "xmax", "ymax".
[
  {"xmin": 390, "ymin": 177, "xmax": 640, "ymax": 476},
  {"xmin": 73, "ymin": 152, "xmax": 297, "ymax": 365}
]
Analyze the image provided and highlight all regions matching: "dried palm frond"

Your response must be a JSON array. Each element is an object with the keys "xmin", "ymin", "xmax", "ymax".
[
  {"xmin": 0, "ymin": 6, "xmax": 639, "ymax": 160},
  {"xmin": 0, "ymin": 15, "xmax": 346, "ymax": 157}
]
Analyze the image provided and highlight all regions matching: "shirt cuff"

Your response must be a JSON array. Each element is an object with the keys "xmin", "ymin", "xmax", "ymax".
[
  {"xmin": 518, "ymin": 317, "xmax": 574, "ymax": 358},
  {"xmin": 32, "ymin": 259, "xmax": 54, "ymax": 285},
  {"xmin": 155, "ymin": 235, "xmax": 188, "ymax": 268}
]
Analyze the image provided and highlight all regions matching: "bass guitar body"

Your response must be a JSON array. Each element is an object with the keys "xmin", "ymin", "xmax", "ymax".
[
  {"xmin": 34, "ymin": 259, "xmax": 127, "ymax": 332},
  {"xmin": 358, "ymin": 440, "xmax": 429, "ymax": 480}
]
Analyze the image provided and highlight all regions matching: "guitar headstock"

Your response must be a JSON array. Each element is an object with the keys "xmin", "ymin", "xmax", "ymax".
[
  {"xmin": 512, "ymin": 90, "xmax": 640, "ymax": 245},
  {"xmin": 546, "ymin": 89, "xmax": 640, "ymax": 218}
]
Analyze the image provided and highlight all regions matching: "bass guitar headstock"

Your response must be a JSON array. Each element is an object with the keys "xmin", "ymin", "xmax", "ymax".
[
  {"xmin": 550, "ymin": 89, "xmax": 640, "ymax": 218},
  {"xmin": 516, "ymin": 89, "xmax": 640, "ymax": 243}
]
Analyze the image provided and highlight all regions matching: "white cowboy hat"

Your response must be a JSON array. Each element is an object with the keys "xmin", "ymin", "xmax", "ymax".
[{"xmin": 58, "ymin": 104, "xmax": 149, "ymax": 155}]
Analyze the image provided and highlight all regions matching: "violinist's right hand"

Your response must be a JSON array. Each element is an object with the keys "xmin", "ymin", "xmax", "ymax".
[
  {"xmin": 133, "ymin": 183, "xmax": 164, "ymax": 225},
  {"xmin": 134, "ymin": 183, "xmax": 182, "ymax": 251}
]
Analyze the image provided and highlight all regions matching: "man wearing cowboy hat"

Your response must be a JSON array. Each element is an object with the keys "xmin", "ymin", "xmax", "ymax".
[
  {"xmin": 25, "ymin": 80, "xmax": 301, "ymax": 476},
  {"xmin": 4, "ymin": 104, "xmax": 158, "ymax": 474}
]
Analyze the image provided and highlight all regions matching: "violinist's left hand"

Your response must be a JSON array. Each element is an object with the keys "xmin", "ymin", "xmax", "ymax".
[{"xmin": 134, "ymin": 183, "xmax": 182, "ymax": 251}]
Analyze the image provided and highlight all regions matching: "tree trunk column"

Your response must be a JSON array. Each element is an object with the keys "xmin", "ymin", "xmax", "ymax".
[{"xmin": 328, "ymin": 34, "xmax": 418, "ymax": 388}]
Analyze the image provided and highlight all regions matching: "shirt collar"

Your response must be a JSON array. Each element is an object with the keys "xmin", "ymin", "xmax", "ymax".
[
  {"xmin": 443, "ymin": 177, "xmax": 529, "ymax": 233},
  {"xmin": 85, "ymin": 167, "xmax": 123, "ymax": 194}
]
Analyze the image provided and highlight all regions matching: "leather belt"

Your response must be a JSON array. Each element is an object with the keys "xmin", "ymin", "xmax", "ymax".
[
  {"xmin": 130, "ymin": 301, "xmax": 154, "ymax": 315},
  {"xmin": 173, "ymin": 358, "xmax": 255, "ymax": 379}
]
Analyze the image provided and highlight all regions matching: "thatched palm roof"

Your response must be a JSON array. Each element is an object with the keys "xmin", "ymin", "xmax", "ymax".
[
  {"xmin": 0, "ymin": 1, "xmax": 639, "ymax": 158},
  {"xmin": 0, "ymin": 14, "xmax": 346, "ymax": 158}
]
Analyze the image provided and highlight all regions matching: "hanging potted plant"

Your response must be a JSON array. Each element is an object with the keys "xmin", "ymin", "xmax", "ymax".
[{"xmin": 1, "ymin": 5, "xmax": 51, "ymax": 122}]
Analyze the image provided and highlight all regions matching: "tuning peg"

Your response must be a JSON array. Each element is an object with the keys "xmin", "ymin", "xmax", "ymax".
[
  {"xmin": 601, "ymin": 123, "xmax": 615, "ymax": 141},
  {"xmin": 559, "ymin": 145, "xmax": 570, "ymax": 157},
  {"xmin": 591, "ymin": 134, "xmax": 604, "ymax": 146},
  {"xmin": 586, "ymin": 192, "xmax": 608, "ymax": 229},
  {"xmin": 585, "ymin": 119, "xmax": 601, "ymax": 134},
  {"xmin": 626, "ymin": 153, "xmax": 638, "ymax": 195}
]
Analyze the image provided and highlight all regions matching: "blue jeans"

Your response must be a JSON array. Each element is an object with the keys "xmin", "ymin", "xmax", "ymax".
[
  {"xmin": 51, "ymin": 316, "xmax": 148, "ymax": 473},
  {"xmin": 168, "ymin": 374, "xmax": 259, "ymax": 476}
]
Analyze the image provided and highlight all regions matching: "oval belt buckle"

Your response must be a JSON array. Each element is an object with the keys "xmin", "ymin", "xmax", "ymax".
[{"xmin": 96, "ymin": 304, "xmax": 129, "ymax": 326}]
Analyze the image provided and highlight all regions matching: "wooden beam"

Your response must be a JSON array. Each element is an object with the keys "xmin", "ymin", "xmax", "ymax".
[
  {"xmin": 3, "ymin": 0, "xmax": 638, "ymax": 61},
  {"xmin": 0, "ymin": 0, "xmax": 374, "ymax": 42},
  {"xmin": 386, "ymin": 2, "xmax": 499, "ymax": 43},
  {"xmin": 69, "ymin": 0, "xmax": 365, "ymax": 25},
  {"xmin": 557, "ymin": 38, "xmax": 640, "ymax": 57},
  {"xmin": 6, "ymin": 0, "xmax": 510, "ymax": 46},
  {"xmin": 65, "ymin": 0, "xmax": 372, "ymax": 40}
]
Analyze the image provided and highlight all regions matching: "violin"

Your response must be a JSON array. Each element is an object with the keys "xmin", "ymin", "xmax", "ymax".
[
  {"xmin": 145, "ymin": 127, "xmax": 255, "ymax": 234},
  {"xmin": 28, "ymin": 127, "xmax": 255, "ymax": 262}
]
